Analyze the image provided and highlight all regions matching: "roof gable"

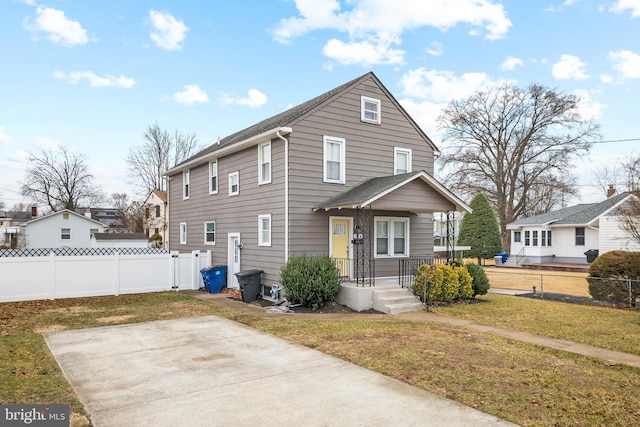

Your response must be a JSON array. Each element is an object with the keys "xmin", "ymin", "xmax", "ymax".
[{"xmin": 24, "ymin": 209, "xmax": 105, "ymax": 227}]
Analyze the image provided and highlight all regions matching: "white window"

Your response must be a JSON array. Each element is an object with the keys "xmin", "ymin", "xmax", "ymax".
[
  {"xmin": 394, "ymin": 147, "xmax": 412, "ymax": 175},
  {"xmin": 183, "ymin": 170, "xmax": 190, "ymax": 199},
  {"xmin": 209, "ymin": 160, "xmax": 218, "ymax": 194},
  {"xmin": 204, "ymin": 221, "xmax": 215, "ymax": 245},
  {"xmin": 258, "ymin": 214, "xmax": 271, "ymax": 247},
  {"xmin": 229, "ymin": 171, "xmax": 239, "ymax": 196},
  {"xmin": 89, "ymin": 228, "xmax": 98, "ymax": 238},
  {"xmin": 259, "ymin": 142, "xmax": 271, "ymax": 185},
  {"xmin": 375, "ymin": 217, "xmax": 409, "ymax": 257},
  {"xmin": 323, "ymin": 136, "xmax": 346, "ymax": 184},
  {"xmin": 180, "ymin": 222, "xmax": 187, "ymax": 244},
  {"xmin": 61, "ymin": 228, "xmax": 71, "ymax": 240},
  {"xmin": 361, "ymin": 96, "xmax": 381, "ymax": 124}
]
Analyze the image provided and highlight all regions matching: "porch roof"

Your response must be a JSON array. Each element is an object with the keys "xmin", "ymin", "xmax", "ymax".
[{"xmin": 313, "ymin": 171, "xmax": 471, "ymax": 214}]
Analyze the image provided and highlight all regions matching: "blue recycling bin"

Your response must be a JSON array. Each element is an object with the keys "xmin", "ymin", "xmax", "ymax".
[
  {"xmin": 200, "ymin": 265, "xmax": 227, "ymax": 293},
  {"xmin": 497, "ymin": 252, "xmax": 509, "ymax": 263}
]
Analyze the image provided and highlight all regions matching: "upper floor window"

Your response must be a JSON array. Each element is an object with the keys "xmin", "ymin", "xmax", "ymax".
[
  {"xmin": 394, "ymin": 148, "xmax": 412, "ymax": 175},
  {"xmin": 259, "ymin": 142, "xmax": 272, "ymax": 185},
  {"xmin": 375, "ymin": 217, "xmax": 409, "ymax": 257},
  {"xmin": 145, "ymin": 207, "xmax": 150, "ymax": 219},
  {"xmin": 229, "ymin": 171, "xmax": 239, "ymax": 196},
  {"xmin": 209, "ymin": 160, "xmax": 218, "ymax": 194},
  {"xmin": 180, "ymin": 222, "xmax": 187, "ymax": 244},
  {"xmin": 361, "ymin": 96, "xmax": 381, "ymax": 124},
  {"xmin": 61, "ymin": 228, "xmax": 71, "ymax": 240},
  {"xmin": 323, "ymin": 136, "xmax": 346, "ymax": 184},
  {"xmin": 155, "ymin": 205, "xmax": 161, "ymax": 217},
  {"xmin": 183, "ymin": 170, "xmax": 190, "ymax": 199},
  {"xmin": 575, "ymin": 227, "xmax": 585, "ymax": 246},
  {"xmin": 204, "ymin": 221, "xmax": 215, "ymax": 245},
  {"xmin": 258, "ymin": 214, "xmax": 271, "ymax": 247}
]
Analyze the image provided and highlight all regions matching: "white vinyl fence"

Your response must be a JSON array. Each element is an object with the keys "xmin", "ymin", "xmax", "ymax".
[{"xmin": 0, "ymin": 249, "xmax": 212, "ymax": 303}]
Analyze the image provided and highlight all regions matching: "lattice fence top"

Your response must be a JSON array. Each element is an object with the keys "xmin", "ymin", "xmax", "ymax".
[{"xmin": 0, "ymin": 248, "xmax": 169, "ymax": 257}]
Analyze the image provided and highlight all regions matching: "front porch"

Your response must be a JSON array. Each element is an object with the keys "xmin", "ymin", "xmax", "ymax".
[{"xmin": 336, "ymin": 277, "xmax": 425, "ymax": 314}]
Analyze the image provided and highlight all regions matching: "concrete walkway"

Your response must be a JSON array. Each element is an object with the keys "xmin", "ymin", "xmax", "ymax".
[
  {"xmin": 189, "ymin": 291, "xmax": 640, "ymax": 369},
  {"xmin": 45, "ymin": 315, "xmax": 517, "ymax": 427}
]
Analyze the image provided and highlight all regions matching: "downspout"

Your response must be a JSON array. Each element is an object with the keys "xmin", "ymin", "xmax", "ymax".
[{"xmin": 276, "ymin": 130, "xmax": 289, "ymax": 262}]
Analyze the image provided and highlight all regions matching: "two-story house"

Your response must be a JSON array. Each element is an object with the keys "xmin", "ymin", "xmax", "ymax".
[
  {"xmin": 142, "ymin": 190, "xmax": 168, "ymax": 248},
  {"xmin": 164, "ymin": 72, "xmax": 470, "ymax": 289}
]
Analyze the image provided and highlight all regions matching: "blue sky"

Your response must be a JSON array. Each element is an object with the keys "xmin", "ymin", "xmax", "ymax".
[{"xmin": 1, "ymin": 0, "xmax": 639, "ymax": 208}]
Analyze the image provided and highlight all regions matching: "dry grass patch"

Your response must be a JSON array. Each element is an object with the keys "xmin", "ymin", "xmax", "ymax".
[{"xmin": 483, "ymin": 266, "xmax": 590, "ymax": 296}]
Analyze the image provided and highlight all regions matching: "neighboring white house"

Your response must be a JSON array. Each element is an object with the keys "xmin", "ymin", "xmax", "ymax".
[
  {"xmin": 142, "ymin": 190, "xmax": 168, "ymax": 248},
  {"xmin": 91, "ymin": 232, "xmax": 148, "ymax": 248},
  {"xmin": 20, "ymin": 209, "xmax": 105, "ymax": 248},
  {"xmin": 506, "ymin": 191, "xmax": 640, "ymax": 265}
]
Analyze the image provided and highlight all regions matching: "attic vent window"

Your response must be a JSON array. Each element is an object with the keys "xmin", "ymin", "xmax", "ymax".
[{"xmin": 361, "ymin": 96, "xmax": 381, "ymax": 124}]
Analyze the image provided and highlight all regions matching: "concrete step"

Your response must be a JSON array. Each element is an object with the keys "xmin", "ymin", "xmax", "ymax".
[
  {"xmin": 385, "ymin": 301, "xmax": 425, "ymax": 315},
  {"xmin": 372, "ymin": 287, "xmax": 424, "ymax": 314}
]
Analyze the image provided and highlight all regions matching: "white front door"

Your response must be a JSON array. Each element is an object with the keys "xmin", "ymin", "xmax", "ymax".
[{"xmin": 227, "ymin": 233, "xmax": 241, "ymax": 289}]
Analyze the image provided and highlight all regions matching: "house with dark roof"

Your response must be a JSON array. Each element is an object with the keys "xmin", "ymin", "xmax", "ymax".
[
  {"xmin": 142, "ymin": 190, "xmax": 168, "ymax": 248},
  {"xmin": 506, "ymin": 191, "xmax": 640, "ymax": 266},
  {"xmin": 163, "ymin": 72, "xmax": 470, "ymax": 296}
]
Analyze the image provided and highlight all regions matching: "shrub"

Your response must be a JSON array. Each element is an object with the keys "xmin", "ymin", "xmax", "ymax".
[
  {"xmin": 456, "ymin": 266, "xmax": 474, "ymax": 299},
  {"xmin": 413, "ymin": 263, "xmax": 474, "ymax": 303},
  {"xmin": 280, "ymin": 254, "xmax": 341, "ymax": 310},
  {"xmin": 465, "ymin": 263, "xmax": 490, "ymax": 297},
  {"xmin": 587, "ymin": 250, "xmax": 640, "ymax": 305},
  {"xmin": 440, "ymin": 265, "xmax": 459, "ymax": 303},
  {"xmin": 414, "ymin": 264, "xmax": 442, "ymax": 302}
]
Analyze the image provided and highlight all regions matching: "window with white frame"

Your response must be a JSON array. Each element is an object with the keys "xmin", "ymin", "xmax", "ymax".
[
  {"xmin": 547, "ymin": 230, "xmax": 552, "ymax": 246},
  {"xmin": 532, "ymin": 230, "xmax": 538, "ymax": 246},
  {"xmin": 375, "ymin": 217, "xmax": 409, "ymax": 257},
  {"xmin": 524, "ymin": 231, "xmax": 530, "ymax": 246},
  {"xmin": 204, "ymin": 221, "xmax": 215, "ymax": 245},
  {"xmin": 89, "ymin": 228, "xmax": 98, "ymax": 238},
  {"xmin": 575, "ymin": 227, "xmax": 585, "ymax": 246},
  {"xmin": 258, "ymin": 214, "xmax": 271, "ymax": 246},
  {"xmin": 259, "ymin": 142, "xmax": 271, "ymax": 185},
  {"xmin": 323, "ymin": 136, "xmax": 345, "ymax": 184},
  {"xmin": 394, "ymin": 147, "xmax": 412, "ymax": 175},
  {"xmin": 61, "ymin": 228, "xmax": 71, "ymax": 240},
  {"xmin": 180, "ymin": 222, "xmax": 187, "ymax": 244},
  {"xmin": 229, "ymin": 171, "xmax": 239, "ymax": 196},
  {"xmin": 541, "ymin": 230, "xmax": 547, "ymax": 246},
  {"xmin": 183, "ymin": 170, "xmax": 190, "ymax": 199},
  {"xmin": 513, "ymin": 231, "xmax": 521, "ymax": 243},
  {"xmin": 361, "ymin": 96, "xmax": 381, "ymax": 124},
  {"xmin": 209, "ymin": 160, "xmax": 218, "ymax": 194}
]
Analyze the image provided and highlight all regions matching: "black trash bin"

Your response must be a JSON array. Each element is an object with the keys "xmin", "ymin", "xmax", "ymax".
[
  {"xmin": 234, "ymin": 269, "xmax": 263, "ymax": 303},
  {"xmin": 200, "ymin": 265, "xmax": 227, "ymax": 293},
  {"xmin": 584, "ymin": 249, "xmax": 599, "ymax": 263}
]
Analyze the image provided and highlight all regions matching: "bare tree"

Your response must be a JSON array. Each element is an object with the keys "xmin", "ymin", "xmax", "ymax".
[
  {"xmin": 438, "ymin": 82, "xmax": 600, "ymax": 250},
  {"xmin": 126, "ymin": 123, "xmax": 202, "ymax": 196},
  {"xmin": 20, "ymin": 146, "xmax": 104, "ymax": 212},
  {"xmin": 110, "ymin": 193, "xmax": 145, "ymax": 233}
]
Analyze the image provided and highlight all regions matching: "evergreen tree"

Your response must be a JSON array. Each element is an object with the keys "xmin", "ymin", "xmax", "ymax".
[{"xmin": 457, "ymin": 193, "xmax": 502, "ymax": 264}]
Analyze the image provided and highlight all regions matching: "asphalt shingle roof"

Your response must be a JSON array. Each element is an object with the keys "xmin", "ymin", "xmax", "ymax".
[{"xmin": 508, "ymin": 191, "xmax": 632, "ymax": 227}]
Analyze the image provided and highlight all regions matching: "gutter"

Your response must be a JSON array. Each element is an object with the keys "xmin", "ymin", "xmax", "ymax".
[
  {"xmin": 164, "ymin": 126, "xmax": 293, "ymax": 176},
  {"xmin": 276, "ymin": 130, "xmax": 290, "ymax": 263}
]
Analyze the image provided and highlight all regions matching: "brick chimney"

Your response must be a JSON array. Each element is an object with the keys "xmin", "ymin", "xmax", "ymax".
[
  {"xmin": 31, "ymin": 206, "xmax": 37, "ymax": 218},
  {"xmin": 607, "ymin": 185, "xmax": 616, "ymax": 198}
]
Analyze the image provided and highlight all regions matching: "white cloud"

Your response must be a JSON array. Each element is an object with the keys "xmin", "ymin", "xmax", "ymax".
[
  {"xmin": 399, "ymin": 68, "xmax": 498, "ymax": 103},
  {"xmin": 425, "ymin": 42, "xmax": 443, "ymax": 56},
  {"xmin": 23, "ymin": 7, "xmax": 89, "ymax": 47},
  {"xmin": 53, "ymin": 71, "xmax": 135, "ymax": 88},
  {"xmin": 218, "ymin": 89, "xmax": 268, "ymax": 109},
  {"xmin": 34, "ymin": 136, "xmax": 61, "ymax": 151},
  {"xmin": 0, "ymin": 126, "xmax": 15, "ymax": 145},
  {"xmin": 609, "ymin": 0, "xmax": 640, "ymax": 18},
  {"xmin": 552, "ymin": 54, "xmax": 589, "ymax": 80},
  {"xmin": 164, "ymin": 85, "xmax": 209, "ymax": 105},
  {"xmin": 608, "ymin": 50, "xmax": 640, "ymax": 79},
  {"xmin": 398, "ymin": 98, "xmax": 446, "ymax": 138},
  {"xmin": 149, "ymin": 10, "xmax": 189, "ymax": 51},
  {"xmin": 572, "ymin": 89, "xmax": 606, "ymax": 120},
  {"xmin": 272, "ymin": 0, "xmax": 511, "ymax": 66},
  {"xmin": 322, "ymin": 37, "xmax": 405, "ymax": 66},
  {"xmin": 600, "ymin": 74, "xmax": 614, "ymax": 83},
  {"xmin": 501, "ymin": 56, "xmax": 523, "ymax": 71}
]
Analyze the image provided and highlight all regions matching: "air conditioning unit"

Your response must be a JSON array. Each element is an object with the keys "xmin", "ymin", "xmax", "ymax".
[{"xmin": 262, "ymin": 283, "xmax": 285, "ymax": 304}]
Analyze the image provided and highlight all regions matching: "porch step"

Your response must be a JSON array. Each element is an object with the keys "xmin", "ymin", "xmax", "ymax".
[{"xmin": 372, "ymin": 286, "xmax": 424, "ymax": 315}]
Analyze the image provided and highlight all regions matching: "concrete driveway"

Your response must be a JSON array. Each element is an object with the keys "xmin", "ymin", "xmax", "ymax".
[{"xmin": 45, "ymin": 315, "xmax": 517, "ymax": 427}]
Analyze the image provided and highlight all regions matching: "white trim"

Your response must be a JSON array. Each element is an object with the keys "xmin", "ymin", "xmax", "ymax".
[
  {"xmin": 323, "ymin": 135, "xmax": 346, "ymax": 184},
  {"xmin": 258, "ymin": 214, "xmax": 272, "ymax": 247},
  {"xmin": 258, "ymin": 142, "xmax": 272, "ymax": 185},
  {"xmin": 204, "ymin": 221, "xmax": 216, "ymax": 246},
  {"xmin": 209, "ymin": 160, "xmax": 218, "ymax": 194},
  {"xmin": 182, "ymin": 170, "xmax": 190, "ymax": 200},
  {"xmin": 227, "ymin": 232, "xmax": 241, "ymax": 289},
  {"xmin": 361, "ymin": 96, "xmax": 381, "ymax": 124},
  {"xmin": 393, "ymin": 147, "xmax": 412, "ymax": 175},
  {"xmin": 179, "ymin": 222, "xmax": 187, "ymax": 245},
  {"xmin": 374, "ymin": 217, "xmax": 410, "ymax": 258},
  {"xmin": 229, "ymin": 171, "xmax": 239, "ymax": 196}
]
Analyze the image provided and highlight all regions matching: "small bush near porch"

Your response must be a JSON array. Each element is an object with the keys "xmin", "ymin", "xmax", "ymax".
[
  {"xmin": 280, "ymin": 254, "xmax": 340, "ymax": 310},
  {"xmin": 413, "ymin": 263, "xmax": 473, "ymax": 303}
]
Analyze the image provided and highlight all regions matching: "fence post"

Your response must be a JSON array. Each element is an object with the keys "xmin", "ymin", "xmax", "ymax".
[
  {"xmin": 48, "ymin": 251, "xmax": 56, "ymax": 300},
  {"xmin": 113, "ymin": 251, "xmax": 121, "ymax": 296},
  {"xmin": 191, "ymin": 250, "xmax": 200, "ymax": 291},
  {"xmin": 170, "ymin": 251, "xmax": 179, "ymax": 290},
  {"xmin": 540, "ymin": 274, "xmax": 544, "ymax": 299}
]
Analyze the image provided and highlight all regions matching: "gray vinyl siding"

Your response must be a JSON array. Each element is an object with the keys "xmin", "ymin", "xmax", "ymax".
[{"xmin": 168, "ymin": 138, "xmax": 287, "ymax": 284}]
